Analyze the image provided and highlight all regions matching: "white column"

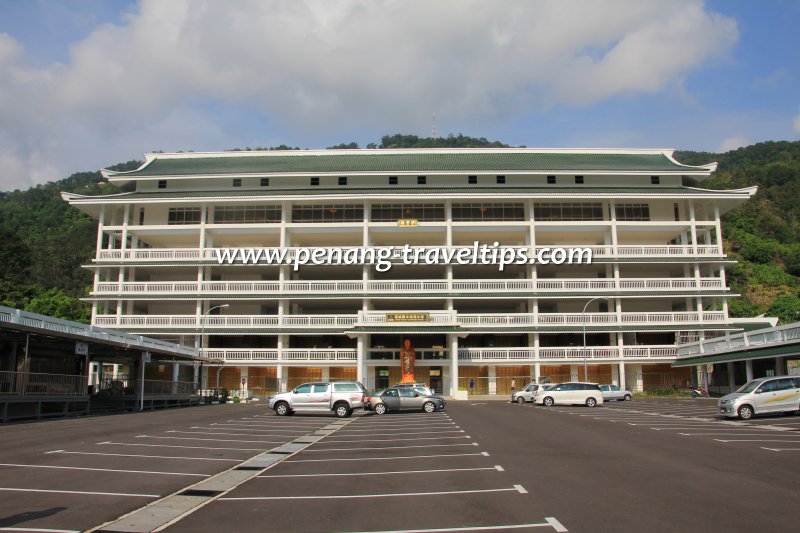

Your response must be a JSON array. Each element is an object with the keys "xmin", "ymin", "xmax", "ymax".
[
  {"xmin": 611, "ymin": 364, "xmax": 619, "ymax": 387},
  {"xmin": 570, "ymin": 365, "xmax": 579, "ymax": 382},
  {"xmin": 488, "ymin": 366, "xmax": 497, "ymax": 395},
  {"xmin": 689, "ymin": 200, "xmax": 698, "ymax": 254},
  {"xmin": 618, "ymin": 360, "xmax": 626, "ymax": 389},
  {"xmin": 356, "ymin": 336, "xmax": 365, "ymax": 386},
  {"xmin": 449, "ymin": 334, "xmax": 459, "ymax": 398},
  {"xmin": 276, "ymin": 364, "xmax": 285, "ymax": 392},
  {"xmin": 321, "ymin": 367, "xmax": 330, "ymax": 382}
]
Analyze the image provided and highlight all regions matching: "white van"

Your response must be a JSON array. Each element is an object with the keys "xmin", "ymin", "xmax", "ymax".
[
  {"xmin": 718, "ymin": 375, "xmax": 800, "ymax": 420},
  {"xmin": 533, "ymin": 382, "xmax": 604, "ymax": 407}
]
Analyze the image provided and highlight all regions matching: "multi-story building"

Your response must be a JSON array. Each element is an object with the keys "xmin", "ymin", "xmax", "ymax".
[{"xmin": 63, "ymin": 148, "xmax": 772, "ymax": 397}]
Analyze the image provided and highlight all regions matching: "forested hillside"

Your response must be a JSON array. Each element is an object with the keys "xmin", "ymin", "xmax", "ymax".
[{"xmin": 0, "ymin": 138, "xmax": 798, "ymax": 324}]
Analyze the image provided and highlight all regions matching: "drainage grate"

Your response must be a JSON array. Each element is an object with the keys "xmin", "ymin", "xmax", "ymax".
[
  {"xmin": 234, "ymin": 466, "xmax": 264, "ymax": 471},
  {"xmin": 179, "ymin": 489, "xmax": 223, "ymax": 497}
]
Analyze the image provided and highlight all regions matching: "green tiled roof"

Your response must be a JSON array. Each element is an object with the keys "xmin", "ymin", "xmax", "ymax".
[
  {"xmin": 75, "ymin": 186, "xmax": 742, "ymax": 202},
  {"xmin": 111, "ymin": 151, "xmax": 711, "ymax": 177}
]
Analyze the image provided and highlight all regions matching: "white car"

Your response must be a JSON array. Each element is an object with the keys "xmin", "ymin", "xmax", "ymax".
[
  {"xmin": 512, "ymin": 383, "xmax": 555, "ymax": 404},
  {"xmin": 534, "ymin": 382, "xmax": 604, "ymax": 407},
  {"xmin": 718, "ymin": 375, "xmax": 800, "ymax": 420},
  {"xmin": 599, "ymin": 384, "xmax": 632, "ymax": 402}
]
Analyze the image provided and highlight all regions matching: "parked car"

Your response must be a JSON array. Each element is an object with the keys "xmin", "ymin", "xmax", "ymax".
[
  {"xmin": 269, "ymin": 381, "xmax": 367, "ymax": 417},
  {"xmin": 718, "ymin": 375, "xmax": 800, "ymax": 420},
  {"xmin": 368, "ymin": 387, "xmax": 446, "ymax": 414},
  {"xmin": 533, "ymin": 382, "xmax": 604, "ymax": 407},
  {"xmin": 393, "ymin": 382, "xmax": 435, "ymax": 397},
  {"xmin": 599, "ymin": 384, "xmax": 633, "ymax": 402},
  {"xmin": 512, "ymin": 383, "xmax": 555, "ymax": 403}
]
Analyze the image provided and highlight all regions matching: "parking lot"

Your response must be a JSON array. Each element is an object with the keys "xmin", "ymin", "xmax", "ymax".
[
  {"xmin": 0, "ymin": 398, "xmax": 798, "ymax": 532},
  {"xmin": 541, "ymin": 396, "xmax": 800, "ymax": 452}
]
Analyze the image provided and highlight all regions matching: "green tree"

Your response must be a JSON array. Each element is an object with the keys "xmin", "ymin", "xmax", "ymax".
[
  {"xmin": 765, "ymin": 294, "xmax": 800, "ymax": 324},
  {"xmin": 26, "ymin": 288, "xmax": 90, "ymax": 323}
]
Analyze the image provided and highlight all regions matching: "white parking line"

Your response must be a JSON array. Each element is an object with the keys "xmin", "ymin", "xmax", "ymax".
[
  {"xmin": 45, "ymin": 450, "xmax": 244, "ymax": 461},
  {"xmin": 0, "ymin": 463, "xmax": 209, "ymax": 477},
  {"xmin": 325, "ymin": 436, "xmax": 470, "ymax": 443},
  {"xmin": 677, "ymin": 432, "xmax": 800, "ymax": 437},
  {"xmin": 0, "ymin": 487, "xmax": 157, "ymax": 498},
  {"xmin": 0, "ymin": 527, "xmax": 81, "ymax": 533},
  {"xmin": 201, "ymin": 425, "xmax": 309, "ymax": 433},
  {"xmin": 334, "ymin": 516, "xmax": 567, "ymax": 532},
  {"xmin": 715, "ymin": 439, "xmax": 800, "ymax": 443},
  {"xmin": 331, "ymin": 429, "xmax": 463, "ymax": 436},
  {"xmin": 99, "ymin": 441, "xmax": 267, "ymax": 452},
  {"xmin": 135, "ymin": 435, "xmax": 286, "ymax": 444},
  {"xmin": 167, "ymin": 430, "xmax": 303, "ymax": 438},
  {"xmin": 219, "ymin": 486, "xmax": 527, "ymax": 501},
  {"xmin": 210, "ymin": 423, "xmax": 314, "ymax": 430},
  {"xmin": 337, "ymin": 425, "xmax": 457, "ymax": 433},
  {"xmin": 761, "ymin": 447, "xmax": 800, "ymax": 451},
  {"xmin": 286, "ymin": 452, "xmax": 487, "ymax": 463},
  {"xmin": 259, "ymin": 466, "xmax": 503, "ymax": 478},
  {"xmin": 305, "ymin": 443, "xmax": 479, "ymax": 452}
]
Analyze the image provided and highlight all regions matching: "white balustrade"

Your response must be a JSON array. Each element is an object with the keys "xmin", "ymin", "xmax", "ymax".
[
  {"xmin": 94, "ymin": 277, "xmax": 726, "ymax": 296},
  {"xmin": 204, "ymin": 348, "xmax": 356, "ymax": 363},
  {"xmin": 96, "ymin": 311, "xmax": 728, "ymax": 330},
  {"xmin": 94, "ymin": 244, "xmax": 725, "ymax": 263}
]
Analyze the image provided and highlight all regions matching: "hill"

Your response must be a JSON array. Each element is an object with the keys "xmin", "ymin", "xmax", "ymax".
[{"xmin": 0, "ymin": 138, "xmax": 798, "ymax": 324}]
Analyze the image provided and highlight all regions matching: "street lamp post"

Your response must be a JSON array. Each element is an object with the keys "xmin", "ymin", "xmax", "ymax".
[
  {"xmin": 200, "ymin": 304, "xmax": 229, "ymax": 392},
  {"xmin": 582, "ymin": 297, "xmax": 610, "ymax": 382}
]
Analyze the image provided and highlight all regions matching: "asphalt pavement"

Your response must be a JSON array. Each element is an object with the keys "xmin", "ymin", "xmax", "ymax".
[{"xmin": 0, "ymin": 399, "xmax": 798, "ymax": 532}]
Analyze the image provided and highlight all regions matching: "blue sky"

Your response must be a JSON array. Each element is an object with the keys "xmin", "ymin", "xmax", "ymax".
[{"xmin": 0, "ymin": 0, "xmax": 798, "ymax": 189}]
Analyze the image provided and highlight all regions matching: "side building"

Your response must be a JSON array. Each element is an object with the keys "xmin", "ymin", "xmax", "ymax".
[{"xmin": 63, "ymin": 148, "xmax": 772, "ymax": 397}]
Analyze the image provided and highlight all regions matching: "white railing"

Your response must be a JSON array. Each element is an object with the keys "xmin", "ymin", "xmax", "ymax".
[
  {"xmin": 98, "ymin": 311, "xmax": 728, "ymax": 331},
  {"xmin": 677, "ymin": 322, "xmax": 800, "ymax": 357},
  {"xmin": 461, "ymin": 312, "xmax": 727, "ymax": 326},
  {"xmin": 93, "ymin": 277, "xmax": 725, "ymax": 296},
  {"xmin": 202, "ymin": 345, "xmax": 678, "ymax": 363},
  {"xmin": 94, "ymin": 244, "xmax": 724, "ymax": 263},
  {"xmin": 95, "ymin": 315, "xmax": 358, "ymax": 328},
  {"xmin": 460, "ymin": 346, "xmax": 676, "ymax": 361},
  {"xmin": 204, "ymin": 348, "xmax": 356, "ymax": 363}
]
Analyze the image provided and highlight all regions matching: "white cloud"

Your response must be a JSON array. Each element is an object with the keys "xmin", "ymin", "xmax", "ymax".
[
  {"xmin": 718, "ymin": 135, "xmax": 750, "ymax": 153},
  {"xmin": 0, "ymin": 0, "xmax": 740, "ymax": 188}
]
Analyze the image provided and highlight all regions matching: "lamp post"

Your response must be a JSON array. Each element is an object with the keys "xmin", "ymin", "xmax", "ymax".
[
  {"xmin": 200, "ymin": 304, "xmax": 229, "ymax": 392},
  {"xmin": 582, "ymin": 297, "xmax": 610, "ymax": 382}
]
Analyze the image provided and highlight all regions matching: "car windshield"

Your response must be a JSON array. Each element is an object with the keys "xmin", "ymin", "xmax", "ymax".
[{"xmin": 735, "ymin": 381, "xmax": 761, "ymax": 393}]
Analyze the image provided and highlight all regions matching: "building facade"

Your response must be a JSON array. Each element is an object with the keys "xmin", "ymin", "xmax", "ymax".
[{"xmin": 64, "ymin": 148, "xmax": 771, "ymax": 397}]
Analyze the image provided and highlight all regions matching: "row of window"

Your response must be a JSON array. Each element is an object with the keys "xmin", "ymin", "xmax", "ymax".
[
  {"xmin": 165, "ymin": 203, "xmax": 653, "ymax": 224},
  {"xmin": 156, "ymin": 176, "xmax": 662, "ymax": 189}
]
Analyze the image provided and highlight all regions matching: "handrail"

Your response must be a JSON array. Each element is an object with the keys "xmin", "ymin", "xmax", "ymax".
[
  {"xmin": 95, "ymin": 244, "xmax": 724, "ymax": 262},
  {"xmin": 93, "ymin": 277, "xmax": 726, "ymax": 295}
]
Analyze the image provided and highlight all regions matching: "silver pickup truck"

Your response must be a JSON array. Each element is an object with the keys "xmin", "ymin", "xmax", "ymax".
[{"xmin": 269, "ymin": 381, "xmax": 367, "ymax": 417}]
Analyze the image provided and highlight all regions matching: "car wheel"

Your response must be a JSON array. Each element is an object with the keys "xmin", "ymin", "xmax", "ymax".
[
  {"xmin": 516, "ymin": 396, "xmax": 525, "ymax": 404},
  {"xmin": 738, "ymin": 405, "xmax": 754, "ymax": 420},
  {"xmin": 274, "ymin": 402, "xmax": 290, "ymax": 416},
  {"xmin": 334, "ymin": 403, "xmax": 351, "ymax": 418},
  {"xmin": 586, "ymin": 397, "xmax": 597, "ymax": 408},
  {"xmin": 423, "ymin": 401, "xmax": 436, "ymax": 413},
  {"xmin": 543, "ymin": 397, "xmax": 554, "ymax": 407},
  {"xmin": 623, "ymin": 394, "xmax": 632, "ymax": 401},
  {"xmin": 374, "ymin": 403, "xmax": 387, "ymax": 415}
]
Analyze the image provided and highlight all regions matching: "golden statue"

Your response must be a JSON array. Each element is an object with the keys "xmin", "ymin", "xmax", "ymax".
[{"xmin": 400, "ymin": 338, "xmax": 416, "ymax": 383}]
